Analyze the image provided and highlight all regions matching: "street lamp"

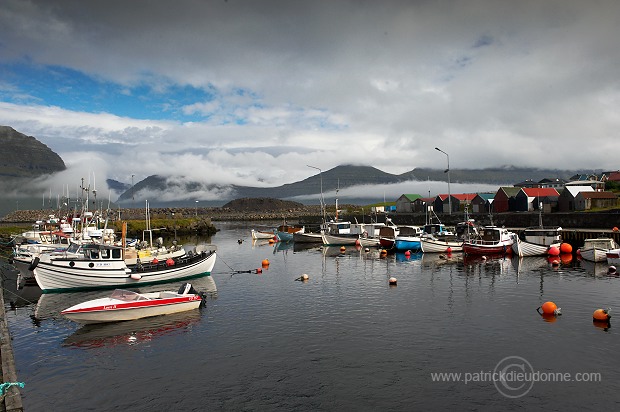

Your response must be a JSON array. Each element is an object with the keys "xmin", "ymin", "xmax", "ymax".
[
  {"xmin": 307, "ymin": 165, "xmax": 325, "ymax": 222},
  {"xmin": 195, "ymin": 200, "xmax": 199, "ymax": 217},
  {"xmin": 435, "ymin": 147, "xmax": 451, "ymax": 215}
]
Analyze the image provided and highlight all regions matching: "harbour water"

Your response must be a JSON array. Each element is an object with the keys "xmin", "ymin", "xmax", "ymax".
[{"xmin": 2, "ymin": 221, "xmax": 620, "ymax": 411}]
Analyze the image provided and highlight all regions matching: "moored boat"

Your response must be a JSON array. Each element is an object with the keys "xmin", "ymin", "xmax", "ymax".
[
  {"xmin": 61, "ymin": 283, "xmax": 205, "ymax": 324},
  {"xmin": 462, "ymin": 226, "xmax": 516, "ymax": 255},
  {"xmin": 251, "ymin": 229, "xmax": 275, "ymax": 240},
  {"xmin": 378, "ymin": 226, "xmax": 398, "ymax": 249},
  {"xmin": 606, "ymin": 248, "xmax": 620, "ymax": 266},
  {"xmin": 512, "ymin": 226, "xmax": 563, "ymax": 257},
  {"xmin": 420, "ymin": 237, "xmax": 463, "ymax": 253},
  {"xmin": 293, "ymin": 231, "xmax": 323, "ymax": 243},
  {"xmin": 275, "ymin": 224, "xmax": 305, "ymax": 241},
  {"xmin": 393, "ymin": 226, "xmax": 423, "ymax": 251},
  {"xmin": 32, "ymin": 243, "xmax": 217, "ymax": 293},
  {"xmin": 579, "ymin": 238, "xmax": 619, "ymax": 263}
]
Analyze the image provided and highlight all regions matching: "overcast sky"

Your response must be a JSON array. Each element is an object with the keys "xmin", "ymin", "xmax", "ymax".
[{"xmin": 1, "ymin": 0, "xmax": 619, "ymax": 202}]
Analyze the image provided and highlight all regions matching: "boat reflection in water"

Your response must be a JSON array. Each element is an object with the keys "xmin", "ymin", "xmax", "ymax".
[{"xmin": 63, "ymin": 310, "xmax": 202, "ymax": 349}]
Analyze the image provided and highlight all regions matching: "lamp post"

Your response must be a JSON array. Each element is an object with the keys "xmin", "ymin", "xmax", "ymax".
[
  {"xmin": 307, "ymin": 165, "xmax": 325, "ymax": 222},
  {"xmin": 131, "ymin": 174, "xmax": 135, "ymax": 209},
  {"xmin": 195, "ymin": 200, "xmax": 199, "ymax": 217},
  {"xmin": 435, "ymin": 147, "xmax": 451, "ymax": 215}
]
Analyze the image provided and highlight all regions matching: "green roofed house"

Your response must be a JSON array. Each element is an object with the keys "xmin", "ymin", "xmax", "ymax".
[
  {"xmin": 472, "ymin": 193, "xmax": 495, "ymax": 214},
  {"xmin": 395, "ymin": 194, "xmax": 422, "ymax": 213}
]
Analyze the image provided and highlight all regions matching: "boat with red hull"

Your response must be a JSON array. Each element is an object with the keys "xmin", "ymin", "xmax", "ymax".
[{"xmin": 462, "ymin": 226, "xmax": 516, "ymax": 255}]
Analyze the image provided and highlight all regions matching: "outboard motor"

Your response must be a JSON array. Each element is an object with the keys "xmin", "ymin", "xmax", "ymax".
[{"xmin": 178, "ymin": 282, "xmax": 199, "ymax": 295}]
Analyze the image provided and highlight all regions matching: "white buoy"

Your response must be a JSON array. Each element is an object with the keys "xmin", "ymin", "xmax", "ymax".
[
  {"xmin": 130, "ymin": 273, "xmax": 142, "ymax": 280},
  {"xmin": 301, "ymin": 273, "xmax": 309, "ymax": 281},
  {"xmin": 389, "ymin": 277, "xmax": 397, "ymax": 285}
]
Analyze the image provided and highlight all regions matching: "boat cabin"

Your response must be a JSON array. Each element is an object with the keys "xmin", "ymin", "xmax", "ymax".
[
  {"xmin": 519, "ymin": 227, "xmax": 562, "ymax": 245},
  {"xmin": 81, "ymin": 244, "xmax": 124, "ymax": 260}
]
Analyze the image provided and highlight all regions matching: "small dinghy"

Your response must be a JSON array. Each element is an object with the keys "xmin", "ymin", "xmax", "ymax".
[{"xmin": 61, "ymin": 283, "xmax": 205, "ymax": 324}]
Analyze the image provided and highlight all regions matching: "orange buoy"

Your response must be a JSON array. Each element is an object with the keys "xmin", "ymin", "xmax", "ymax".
[
  {"xmin": 560, "ymin": 254, "xmax": 573, "ymax": 264},
  {"xmin": 261, "ymin": 259, "xmax": 270, "ymax": 267},
  {"xmin": 539, "ymin": 301, "xmax": 560, "ymax": 316},
  {"xmin": 576, "ymin": 249, "xmax": 581, "ymax": 256},
  {"xmin": 446, "ymin": 247, "xmax": 452, "ymax": 254},
  {"xmin": 380, "ymin": 249, "xmax": 388, "ymax": 256},
  {"xmin": 388, "ymin": 277, "xmax": 397, "ymax": 285},
  {"xmin": 613, "ymin": 227, "xmax": 619, "ymax": 232},
  {"xmin": 404, "ymin": 250, "xmax": 411, "ymax": 257},
  {"xmin": 152, "ymin": 258, "xmax": 159, "ymax": 264},
  {"xmin": 268, "ymin": 238, "xmax": 275, "ymax": 244},
  {"xmin": 355, "ymin": 239, "xmax": 361, "ymax": 246},
  {"xmin": 256, "ymin": 268, "xmax": 262, "ymax": 273},
  {"xmin": 340, "ymin": 246, "xmax": 346, "ymax": 253},
  {"xmin": 548, "ymin": 246, "xmax": 560, "ymax": 256},
  {"xmin": 560, "ymin": 243, "xmax": 573, "ymax": 254},
  {"xmin": 166, "ymin": 258, "xmax": 175, "ymax": 266},
  {"xmin": 593, "ymin": 309, "xmax": 611, "ymax": 321}
]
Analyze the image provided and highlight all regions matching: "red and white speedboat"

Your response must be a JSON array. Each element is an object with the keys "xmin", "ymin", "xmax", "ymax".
[
  {"xmin": 61, "ymin": 283, "xmax": 205, "ymax": 324},
  {"xmin": 462, "ymin": 226, "xmax": 516, "ymax": 255}
]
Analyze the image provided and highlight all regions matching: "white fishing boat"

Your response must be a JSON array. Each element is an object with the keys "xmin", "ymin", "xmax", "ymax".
[
  {"xmin": 579, "ymin": 238, "xmax": 619, "ymax": 263},
  {"xmin": 512, "ymin": 227, "xmax": 563, "ymax": 257},
  {"xmin": 251, "ymin": 229, "xmax": 275, "ymax": 240},
  {"xmin": 61, "ymin": 283, "xmax": 205, "ymax": 324},
  {"xmin": 31, "ymin": 243, "xmax": 217, "ymax": 293},
  {"xmin": 420, "ymin": 236, "xmax": 463, "ymax": 253},
  {"xmin": 320, "ymin": 220, "xmax": 359, "ymax": 245},
  {"xmin": 606, "ymin": 248, "xmax": 620, "ymax": 266},
  {"xmin": 292, "ymin": 231, "xmax": 323, "ymax": 243}
]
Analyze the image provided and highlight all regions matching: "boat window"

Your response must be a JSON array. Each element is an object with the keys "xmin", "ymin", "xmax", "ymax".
[
  {"xmin": 111, "ymin": 289, "xmax": 141, "ymax": 301},
  {"xmin": 112, "ymin": 249, "xmax": 122, "ymax": 259},
  {"xmin": 89, "ymin": 249, "xmax": 100, "ymax": 259},
  {"xmin": 100, "ymin": 248, "xmax": 110, "ymax": 259},
  {"xmin": 67, "ymin": 243, "xmax": 81, "ymax": 254}
]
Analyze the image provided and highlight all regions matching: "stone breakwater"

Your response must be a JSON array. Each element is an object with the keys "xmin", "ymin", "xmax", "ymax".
[{"xmin": 0, "ymin": 205, "xmax": 326, "ymax": 224}]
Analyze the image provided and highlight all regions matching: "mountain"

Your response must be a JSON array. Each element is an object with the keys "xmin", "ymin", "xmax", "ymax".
[
  {"xmin": 0, "ymin": 125, "xmax": 66, "ymax": 177},
  {"xmin": 116, "ymin": 164, "xmax": 595, "ymax": 208}
]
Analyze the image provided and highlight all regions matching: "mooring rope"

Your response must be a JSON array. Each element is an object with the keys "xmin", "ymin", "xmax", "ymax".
[{"xmin": 0, "ymin": 382, "xmax": 25, "ymax": 397}]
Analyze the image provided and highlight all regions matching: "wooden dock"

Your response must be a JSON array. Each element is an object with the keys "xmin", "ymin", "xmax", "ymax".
[{"xmin": 0, "ymin": 264, "xmax": 24, "ymax": 412}]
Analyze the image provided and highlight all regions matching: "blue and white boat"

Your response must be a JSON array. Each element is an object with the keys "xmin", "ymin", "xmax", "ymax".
[{"xmin": 393, "ymin": 226, "xmax": 423, "ymax": 251}]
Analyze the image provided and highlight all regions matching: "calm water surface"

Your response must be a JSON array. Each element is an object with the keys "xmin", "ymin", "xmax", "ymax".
[{"xmin": 3, "ymin": 221, "xmax": 620, "ymax": 411}]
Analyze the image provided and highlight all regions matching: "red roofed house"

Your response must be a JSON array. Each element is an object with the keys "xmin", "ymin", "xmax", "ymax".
[
  {"xmin": 451, "ymin": 194, "xmax": 476, "ymax": 212},
  {"xmin": 606, "ymin": 171, "xmax": 620, "ymax": 182},
  {"xmin": 514, "ymin": 188, "xmax": 560, "ymax": 212}
]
